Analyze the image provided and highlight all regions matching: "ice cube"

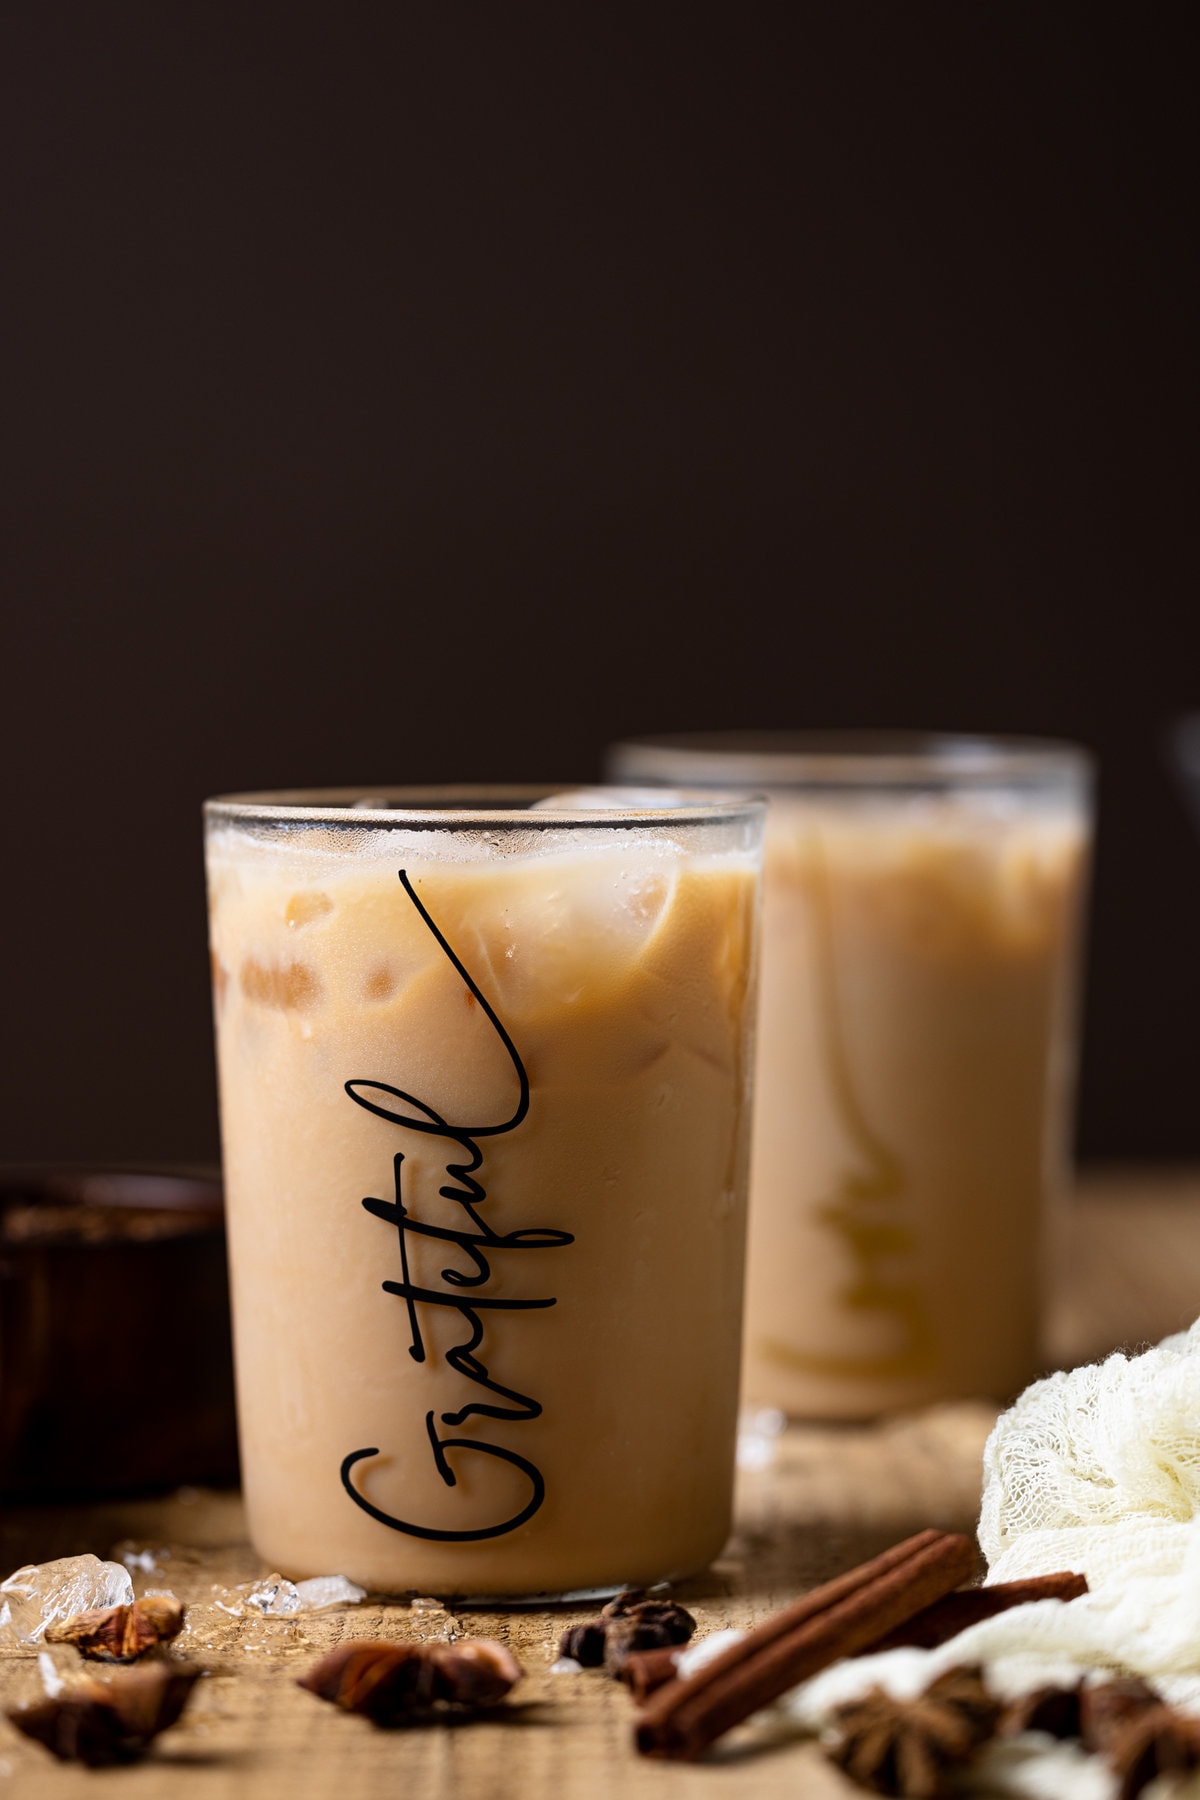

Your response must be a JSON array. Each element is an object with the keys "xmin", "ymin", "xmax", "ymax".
[
  {"xmin": 465, "ymin": 854, "xmax": 680, "ymax": 1018},
  {"xmin": 115, "ymin": 1543, "xmax": 169, "ymax": 1575},
  {"xmin": 361, "ymin": 965, "xmax": 398, "ymax": 1002},
  {"xmin": 239, "ymin": 957, "xmax": 322, "ymax": 1013},
  {"xmin": 205, "ymin": 1572, "xmax": 366, "ymax": 1621},
  {"xmin": 736, "ymin": 1433, "xmax": 775, "ymax": 1472},
  {"xmin": 736, "ymin": 1405, "xmax": 787, "ymax": 1471},
  {"xmin": 0, "ymin": 1554, "xmax": 134, "ymax": 1648},
  {"xmin": 38, "ymin": 1652, "xmax": 66, "ymax": 1696},
  {"xmin": 242, "ymin": 1576, "xmax": 302, "ymax": 1616},
  {"xmin": 284, "ymin": 891, "xmax": 334, "ymax": 930},
  {"xmin": 292, "ymin": 1575, "xmax": 366, "ymax": 1611}
]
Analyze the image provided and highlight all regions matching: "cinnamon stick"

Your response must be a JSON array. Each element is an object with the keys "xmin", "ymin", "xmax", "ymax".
[
  {"xmin": 635, "ymin": 1528, "xmax": 977, "ymax": 1761},
  {"xmin": 621, "ymin": 1569, "xmax": 1089, "ymax": 1706},
  {"xmin": 618, "ymin": 1645, "xmax": 683, "ymax": 1702},
  {"xmin": 863, "ymin": 1570, "xmax": 1088, "ymax": 1652}
]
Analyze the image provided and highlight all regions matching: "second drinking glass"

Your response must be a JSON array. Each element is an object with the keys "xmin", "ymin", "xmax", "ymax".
[{"xmin": 608, "ymin": 734, "xmax": 1094, "ymax": 1420}]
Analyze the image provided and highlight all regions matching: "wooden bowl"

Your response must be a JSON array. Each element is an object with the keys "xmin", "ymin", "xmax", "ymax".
[{"xmin": 0, "ymin": 1166, "xmax": 239, "ymax": 1500}]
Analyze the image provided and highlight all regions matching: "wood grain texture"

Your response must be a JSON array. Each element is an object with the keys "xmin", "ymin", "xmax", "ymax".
[{"xmin": 2, "ymin": 1168, "xmax": 1197, "ymax": 1798}]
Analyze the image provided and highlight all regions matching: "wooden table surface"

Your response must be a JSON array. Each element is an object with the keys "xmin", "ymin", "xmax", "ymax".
[{"xmin": 3, "ymin": 1165, "xmax": 1199, "ymax": 1799}]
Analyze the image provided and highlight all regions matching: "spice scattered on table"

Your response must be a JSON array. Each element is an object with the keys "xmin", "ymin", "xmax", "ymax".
[
  {"xmin": 825, "ymin": 1665, "xmax": 1001, "ymax": 1798},
  {"xmin": 45, "ymin": 1595, "xmax": 185, "ymax": 1662},
  {"xmin": 862, "ymin": 1569, "xmax": 1088, "ymax": 1653},
  {"xmin": 996, "ymin": 1680, "xmax": 1082, "ymax": 1739},
  {"xmin": 822, "ymin": 1666, "xmax": 1200, "ymax": 1798},
  {"xmin": 1077, "ymin": 1677, "xmax": 1161, "ymax": 1752},
  {"xmin": 558, "ymin": 1590, "xmax": 696, "ymax": 1675},
  {"xmin": 602, "ymin": 1594, "xmax": 697, "ymax": 1673},
  {"xmin": 616, "ymin": 1644, "xmax": 687, "ymax": 1701},
  {"xmin": 1103, "ymin": 1701, "xmax": 1200, "ymax": 1800},
  {"xmin": 6, "ymin": 1663, "xmax": 201, "ymax": 1766},
  {"xmin": 298, "ymin": 1638, "xmax": 523, "ymax": 1724},
  {"xmin": 635, "ymin": 1528, "xmax": 976, "ymax": 1760}
]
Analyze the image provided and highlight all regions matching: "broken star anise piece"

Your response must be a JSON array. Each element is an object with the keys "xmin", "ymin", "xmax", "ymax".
[
  {"xmin": 557, "ymin": 1620, "xmax": 608, "ymax": 1667},
  {"xmin": 555, "ymin": 1591, "xmax": 696, "ymax": 1674},
  {"xmin": 998, "ymin": 1681, "xmax": 1082, "ymax": 1739},
  {"xmin": 6, "ymin": 1663, "xmax": 200, "ymax": 1766},
  {"xmin": 45, "ymin": 1595, "xmax": 185, "ymax": 1662},
  {"xmin": 424, "ymin": 1642, "xmax": 525, "ymax": 1709},
  {"xmin": 298, "ymin": 1638, "xmax": 522, "ymax": 1724},
  {"xmin": 825, "ymin": 1666, "xmax": 1002, "ymax": 1798},
  {"xmin": 599, "ymin": 1592, "xmax": 696, "ymax": 1673},
  {"xmin": 1105, "ymin": 1702, "xmax": 1200, "ymax": 1800},
  {"xmin": 1078, "ymin": 1677, "xmax": 1161, "ymax": 1752}
]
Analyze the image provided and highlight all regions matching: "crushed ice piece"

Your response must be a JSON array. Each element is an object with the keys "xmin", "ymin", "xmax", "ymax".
[
  {"xmin": 676, "ymin": 1628, "xmax": 746, "ymax": 1680},
  {"xmin": 736, "ymin": 1405, "xmax": 788, "ymax": 1471},
  {"xmin": 293, "ymin": 1575, "xmax": 366, "ymax": 1611},
  {"xmin": 116, "ymin": 1545, "xmax": 168, "ymax": 1574},
  {"xmin": 410, "ymin": 1596, "xmax": 444, "ymax": 1612},
  {"xmin": 208, "ymin": 1572, "xmax": 366, "ymax": 1621},
  {"xmin": 550, "ymin": 1657, "xmax": 582, "ymax": 1674},
  {"xmin": 0, "ymin": 1555, "xmax": 134, "ymax": 1648},
  {"xmin": 38, "ymin": 1653, "xmax": 65, "ymax": 1698},
  {"xmin": 243, "ymin": 1576, "xmax": 303, "ymax": 1616}
]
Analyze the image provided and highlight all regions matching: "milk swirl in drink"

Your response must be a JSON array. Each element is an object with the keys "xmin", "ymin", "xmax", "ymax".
[
  {"xmin": 204, "ymin": 789, "xmax": 763, "ymax": 1594},
  {"xmin": 607, "ymin": 737, "xmax": 1093, "ymax": 1419}
]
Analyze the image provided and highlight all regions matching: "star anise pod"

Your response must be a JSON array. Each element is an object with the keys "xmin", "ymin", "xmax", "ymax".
[
  {"xmin": 998, "ymin": 1681, "xmax": 1082, "ymax": 1739},
  {"xmin": 45, "ymin": 1596, "xmax": 185, "ymax": 1662},
  {"xmin": 825, "ymin": 1666, "xmax": 1002, "ymax": 1797},
  {"xmin": 298, "ymin": 1638, "xmax": 522, "ymax": 1724},
  {"xmin": 1105, "ymin": 1703, "xmax": 1200, "ymax": 1800},
  {"xmin": 6, "ymin": 1663, "xmax": 200, "ymax": 1766},
  {"xmin": 1078, "ymin": 1677, "xmax": 1160, "ymax": 1752}
]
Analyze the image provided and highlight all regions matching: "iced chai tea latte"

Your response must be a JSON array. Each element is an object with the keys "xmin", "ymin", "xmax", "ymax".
[
  {"xmin": 204, "ymin": 789, "xmax": 763, "ymax": 1595},
  {"xmin": 607, "ymin": 737, "xmax": 1093, "ymax": 1420}
]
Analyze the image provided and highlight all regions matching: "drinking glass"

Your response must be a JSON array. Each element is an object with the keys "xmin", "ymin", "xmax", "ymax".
[
  {"xmin": 607, "ymin": 735, "xmax": 1094, "ymax": 1419},
  {"xmin": 204, "ymin": 786, "xmax": 764, "ymax": 1596}
]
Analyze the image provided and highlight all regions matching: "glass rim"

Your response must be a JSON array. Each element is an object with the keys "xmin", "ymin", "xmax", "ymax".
[
  {"xmin": 607, "ymin": 731, "xmax": 1094, "ymax": 791},
  {"xmin": 203, "ymin": 783, "xmax": 768, "ymax": 831}
]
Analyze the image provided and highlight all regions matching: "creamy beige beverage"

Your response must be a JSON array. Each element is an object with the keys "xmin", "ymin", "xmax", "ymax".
[
  {"xmin": 607, "ymin": 738, "xmax": 1093, "ymax": 1419},
  {"xmin": 205, "ymin": 790, "xmax": 762, "ymax": 1595},
  {"xmin": 743, "ymin": 795, "xmax": 1088, "ymax": 1416}
]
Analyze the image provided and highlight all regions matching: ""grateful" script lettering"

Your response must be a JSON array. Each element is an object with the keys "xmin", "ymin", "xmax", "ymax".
[{"xmin": 339, "ymin": 870, "xmax": 574, "ymax": 1542}]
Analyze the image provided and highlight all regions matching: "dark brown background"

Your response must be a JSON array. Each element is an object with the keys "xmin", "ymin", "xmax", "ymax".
[{"xmin": 1, "ymin": 4, "xmax": 1196, "ymax": 1166}]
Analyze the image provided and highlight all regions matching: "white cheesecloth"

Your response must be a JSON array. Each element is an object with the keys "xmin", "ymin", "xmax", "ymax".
[{"xmin": 773, "ymin": 1317, "xmax": 1200, "ymax": 1796}]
